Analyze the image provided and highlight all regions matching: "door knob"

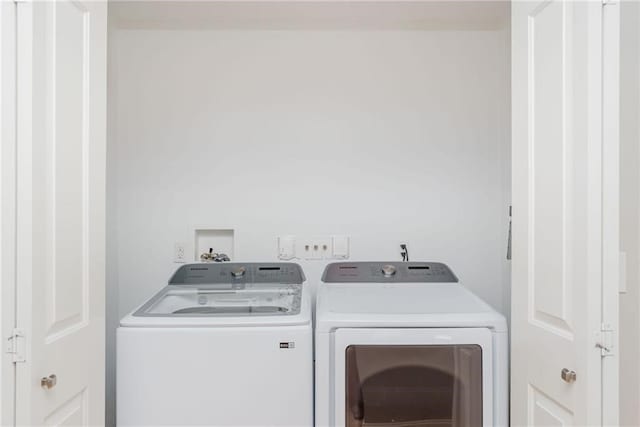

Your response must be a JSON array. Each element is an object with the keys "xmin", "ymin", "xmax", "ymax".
[
  {"xmin": 561, "ymin": 368, "xmax": 576, "ymax": 383},
  {"xmin": 41, "ymin": 374, "xmax": 57, "ymax": 389}
]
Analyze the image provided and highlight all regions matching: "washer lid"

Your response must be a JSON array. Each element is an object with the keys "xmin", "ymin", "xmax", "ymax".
[
  {"xmin": 120, "ymin": 283, "xmax": 311, "ymax": 327},
  {"xmin": 133, "ymin": 284, "xmax": 302, "ymax": 317},
  {"xmin": 120, "ymin": 262, "xmax": 310, "ymax": 327}
]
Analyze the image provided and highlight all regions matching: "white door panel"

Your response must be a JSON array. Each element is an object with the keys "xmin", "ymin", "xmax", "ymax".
[
  {"xmin": 16, "ymin": 0, "xmax": 106, "ymax": 425},
  {"xmin": 1, "ymin": 1, "xmax": 17, "ymax": 425},
  {"xmin": 512, "ymin": 0, "xmax": 619, "ymax": 425},
  {"xmin": 601, "ymin": 2, "xmax": 621, "ymax": 425}
]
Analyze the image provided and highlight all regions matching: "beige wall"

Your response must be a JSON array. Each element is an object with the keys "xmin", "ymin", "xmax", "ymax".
[
  {"xmin": 619, "ymin": 1, "xmax": 640, "ymax": 425},
  {"xmin": 105, "ymin": 27, "xmax": 511, "ymax": 426}
]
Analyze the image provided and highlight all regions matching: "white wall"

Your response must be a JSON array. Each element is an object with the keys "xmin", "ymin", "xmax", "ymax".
[
  {"xmin": 619, "ymin": 1, "xmax": 640, "ymax": 425},
  {"xmin": 107, "ymin": 28, "xmax": 510, "ymax": 424}
]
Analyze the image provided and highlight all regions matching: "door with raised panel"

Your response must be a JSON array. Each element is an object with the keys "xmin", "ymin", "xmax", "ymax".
[
  {"xmin": 15, "ymin": 0, "xmax": 107, "ymax": 425},
  {"xmin": 511, "ymin": 0, "xmax": 618, "ymax": 425}
]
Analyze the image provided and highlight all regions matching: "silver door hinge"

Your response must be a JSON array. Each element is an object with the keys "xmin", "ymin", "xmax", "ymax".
[
  {"xmin": 6, "ymin": 328, "xmax": 26, "ymax": 363},
  {"xmin": 595, "ymin": 324, "xmax": 615, "ymax": 357},
  {"xmin": 506, "ymin": 205, "xmax": 512, "ymax": 260},
  {"xmin": 602, "ymin": 0, "xmax": 617, "ymax": 5}
]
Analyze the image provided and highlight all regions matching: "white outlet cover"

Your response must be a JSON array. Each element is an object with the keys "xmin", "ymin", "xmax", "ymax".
[
  {"xmin": 278, "ymin": 236, "xmax": 296, "ymax": 260},
  {"xmin": 332, "ymin": 236, "xmax": 349, "ymax": 259},
  {"xmin": 174, "ymin": 242, "xmax": 186, "ymax": 263}
]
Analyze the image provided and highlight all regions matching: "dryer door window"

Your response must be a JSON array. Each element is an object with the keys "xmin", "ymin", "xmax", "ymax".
[{"xmin": 345, "ymin": 345, "xmax": 482, "ymax": 427}]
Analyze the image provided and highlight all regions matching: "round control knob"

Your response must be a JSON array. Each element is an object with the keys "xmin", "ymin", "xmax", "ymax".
[
  {"xmin": 231, "ymin": 266, "xmax": 246, "ymax": 278},
  {"xmin": 381, "ymin": 264, "xmax": 397, "ymax": 277}
]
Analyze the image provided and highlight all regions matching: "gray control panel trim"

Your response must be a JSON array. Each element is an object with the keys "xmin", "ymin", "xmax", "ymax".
[
  {"xmin": 321, "ymin": 262, "xmax": 458, "ymax": 283},
  {"xmin": 169, "ymin": 263, "xmax": 306, "ymax": 285}
]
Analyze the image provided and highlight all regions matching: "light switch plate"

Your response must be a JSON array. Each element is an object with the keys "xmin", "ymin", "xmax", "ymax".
[
  {"xmin": 278, "ymin": 236, "xmax": 296, "ymax": 260},
  {"xmin": 331, "ymin": 236, "xmax": 349, "ymax": 259}
]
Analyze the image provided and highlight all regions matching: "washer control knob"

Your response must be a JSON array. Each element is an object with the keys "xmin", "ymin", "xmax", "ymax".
[
  {"xmin": 231, "ymin": 266, "xmax": 246, "ymax": 278},
  {"xmin": 381, "ymin": 264, "xmax": 397, "ymax": 277}
]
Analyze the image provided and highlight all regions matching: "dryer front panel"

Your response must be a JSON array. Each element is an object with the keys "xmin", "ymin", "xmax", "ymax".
[{"xmin": 333, "ymin": 328, "xmax": 493, "ymax": 427}]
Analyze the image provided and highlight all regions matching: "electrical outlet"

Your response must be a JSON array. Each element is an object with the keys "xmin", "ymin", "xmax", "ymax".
[
  {"xmin": 174, "ymin": 243, "xmax": 186, "ymax": 263},
  {"xmin": 298, "ymin": 237, "xmax": 331, "ymax": 260}
]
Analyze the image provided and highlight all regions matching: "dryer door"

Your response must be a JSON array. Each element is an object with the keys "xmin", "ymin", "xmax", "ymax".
[{"xmin": 333, "ymin": 328, "xmax": 493, "ymax": 427}]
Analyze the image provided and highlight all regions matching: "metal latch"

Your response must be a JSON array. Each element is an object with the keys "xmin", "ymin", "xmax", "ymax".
[
  {"xmin": 595, "ymin": 324, "xmax": 615, "ymax": 357},
  {"xmin": 506, "ymin": 205, "xmax": 512, "ymax": 260},
  {"xmin": 6, "ymin": 328, "xmax": 25, "ymax": 363}
]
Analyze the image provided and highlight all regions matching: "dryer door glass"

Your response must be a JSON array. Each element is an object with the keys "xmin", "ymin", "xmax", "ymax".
[{"xmin": 345, "ymin": 345, "xmax": 482, "ymax": 427}]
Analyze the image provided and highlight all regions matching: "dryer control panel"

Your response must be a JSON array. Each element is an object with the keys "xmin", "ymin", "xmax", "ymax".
[{"xmin": 321, "ymin": 262, "xmax": 458, "ymax": 283}]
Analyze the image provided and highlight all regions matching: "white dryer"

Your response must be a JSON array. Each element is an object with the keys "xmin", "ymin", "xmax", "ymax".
[
  {"xmin": 117, "ymin": 263, "xmax": 313, "ymax": 427},
  {"xmin": 315, "ymin": 262, "xmax": 508, "ymax": 427}
]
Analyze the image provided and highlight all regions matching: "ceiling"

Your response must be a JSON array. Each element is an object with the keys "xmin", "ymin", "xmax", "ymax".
[{"xmin": 109, "ymin": 0, "xmax": 510, "ymax": 31}]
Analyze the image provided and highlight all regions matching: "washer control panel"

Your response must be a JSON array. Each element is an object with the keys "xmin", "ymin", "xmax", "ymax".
[
  {"xmin": 169, "ymin": 263, "xmax": 305, "ymax": 285},
  {"xmin": 322, "ymin": 262, "xmax": 458, "ymax": 283}
]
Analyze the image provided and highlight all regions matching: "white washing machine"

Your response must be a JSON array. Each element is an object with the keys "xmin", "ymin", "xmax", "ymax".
[
  {"xmin": 315, "ymin": 262, "xmax": 508, "ymax": 427},
  {"xmin": 117, "ymin": 262, "xmax": 313, "ymax": 427}
]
